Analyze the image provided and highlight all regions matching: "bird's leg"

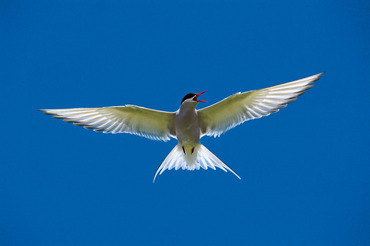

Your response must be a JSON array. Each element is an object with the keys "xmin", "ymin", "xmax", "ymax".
[{"xmin": 182, "ymin": 145, "xmax": 196, "ymax": 155}]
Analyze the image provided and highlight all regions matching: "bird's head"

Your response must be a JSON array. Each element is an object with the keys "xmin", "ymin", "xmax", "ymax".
[{"xmin": 180, "ymin": 91, "xmax": 207, "ymax": 107}]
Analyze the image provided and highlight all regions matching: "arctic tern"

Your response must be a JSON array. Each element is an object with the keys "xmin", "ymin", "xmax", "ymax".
[{"xmin": 40, "ymin": 72, "xmax": 324, "ymax": 181}]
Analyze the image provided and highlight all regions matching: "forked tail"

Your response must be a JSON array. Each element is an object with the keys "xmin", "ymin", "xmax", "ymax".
[{"xmin": 153, "ymin": 144, "xmax": 241, "ymax": 182}]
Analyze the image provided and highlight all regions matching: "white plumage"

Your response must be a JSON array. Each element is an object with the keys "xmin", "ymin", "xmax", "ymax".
[
  {"xmin": 40, "ymin": 72, "xmax": 324, "ymax": 181},
  {"xmin": 42, "ymin": 105, "xmax": 176, "ymax": 141},
  {"xmin": 198, "ymin": 73, "xmax": 323, "ymax": 137}
]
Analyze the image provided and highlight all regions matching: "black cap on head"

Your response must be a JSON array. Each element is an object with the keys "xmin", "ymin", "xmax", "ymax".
[{"xmin": 181, "ymin": 93, "xmax": 196, "ymax": 104}]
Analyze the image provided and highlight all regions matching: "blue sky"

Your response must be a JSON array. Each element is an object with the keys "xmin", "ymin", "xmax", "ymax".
[{"xmin": 1, "ymin": 1, "xmax": 369, "ymax": 245}]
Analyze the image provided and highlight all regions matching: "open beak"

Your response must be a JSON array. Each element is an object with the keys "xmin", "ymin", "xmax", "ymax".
[{"xmin": 195, "ymin": 91, "xmax": 207, "ymax": 103}]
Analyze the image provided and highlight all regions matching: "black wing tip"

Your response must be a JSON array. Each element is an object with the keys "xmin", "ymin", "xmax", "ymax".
[
  {"xmin": 38, "ymin": 109, "xmax": 56, "ymax": 116},
  {"xmin": 307, "ymin": 72, "xmax": 325, "ymax": 85},
  {"xmin": 314, "ymin": 72, "xmax": 325, "ymax": 80},
  {"xmin": 313, "ymin": 72, "xmax": 325, "ymax": 77}
]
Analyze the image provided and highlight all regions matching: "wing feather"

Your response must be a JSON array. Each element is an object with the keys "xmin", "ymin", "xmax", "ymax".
[
  {"xmin": 40, "ymin": 105, "xmax": 176, "ymax": 141},
  {"xmin": 198, "ymin": 73, "xmax": 324, "ymax": 137}
]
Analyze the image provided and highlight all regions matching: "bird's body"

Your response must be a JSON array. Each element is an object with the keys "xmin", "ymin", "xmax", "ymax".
[
  {"xmin": 40, "ymin": 73, "xmax": 324, "ymax": 181},
  {"xmin": 175, "ymin": 101, "xmax": 201, "ymax": 149}
]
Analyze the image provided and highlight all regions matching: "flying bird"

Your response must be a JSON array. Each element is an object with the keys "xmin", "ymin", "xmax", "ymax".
[{"xmin": 40, "ymin": 72, "xmax": 324, "ymax": 181}]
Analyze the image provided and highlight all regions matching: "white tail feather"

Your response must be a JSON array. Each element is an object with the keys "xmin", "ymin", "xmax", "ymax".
[{"xmin": 153, "ymin": 144, "xmax": 241, "ymax": 182}]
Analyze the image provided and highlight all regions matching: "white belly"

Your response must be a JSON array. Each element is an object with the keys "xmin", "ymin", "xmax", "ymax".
[{"xmin": 174, "ymin": 109, "xmax": 200, "ymax": 146}]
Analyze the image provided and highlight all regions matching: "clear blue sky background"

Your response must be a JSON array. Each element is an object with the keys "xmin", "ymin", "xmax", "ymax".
[{"xmin": 1, "ymin": 1, "xmax": 369, "ymax": 245}]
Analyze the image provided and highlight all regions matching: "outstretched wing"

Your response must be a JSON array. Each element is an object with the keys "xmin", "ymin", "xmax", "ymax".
[
  {"xmin": 198, "ymin": 72, "xmax": 324, "ymax": 137},
  {"xmin": 40, "ymin": 105, "xmax": 176, "ymax": 141}
]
